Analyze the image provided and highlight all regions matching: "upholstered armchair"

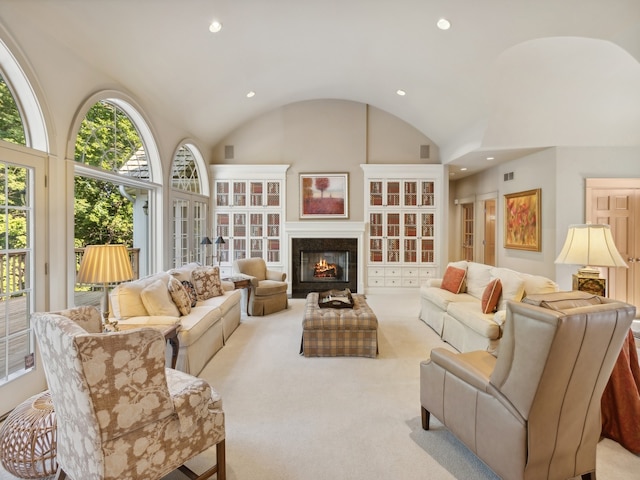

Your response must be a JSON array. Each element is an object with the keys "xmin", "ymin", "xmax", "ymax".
[
  {"xmin": 32, "ymin": 306, "xmax": 225, "ymax": 480},
  {"xmin": 233, "ymin": 257, "xmax": 288, "ymax": 316},
  {"xmin": 420, "ymin": 291, "xmax": 635, "ymax": 480}
]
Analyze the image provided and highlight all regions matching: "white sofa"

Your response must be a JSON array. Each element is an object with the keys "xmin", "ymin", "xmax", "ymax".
[
  {"xmin": 419, "ymin": 261, "xmax": 558, "ymax": 353},
  {"xmin": 109, "ymin": 263, "xmax": 242, "ymax": 376}
]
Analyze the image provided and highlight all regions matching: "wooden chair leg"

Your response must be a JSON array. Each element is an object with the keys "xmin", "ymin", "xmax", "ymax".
[
  {"xmin": 178, "ymin": 439, "xmax": 226, "ymax": 480},
  {"xmin": 421, "ymin": 407, "xmax": 430, "ymax": 430},
  {"xmin": 216, "ymin": 439, "xmax": 226, "ymax": 480},
  {"xmin": 54, "ymin": 468, "xmax": 67, "ymax": 480}
]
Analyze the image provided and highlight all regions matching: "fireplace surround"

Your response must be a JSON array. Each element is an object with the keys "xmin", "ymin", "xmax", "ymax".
[
  {"xmin": 285, "ymin": 222, "xmax": 366, "ymax": 298},
  {"xmin": 291, "ymin": 238, "xmax": 357, "ymax": 298}
]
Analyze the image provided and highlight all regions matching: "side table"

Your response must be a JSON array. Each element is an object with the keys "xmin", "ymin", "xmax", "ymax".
[
  {"xmin": 115, "ymin": 323, "xmax": 180, "ymax": 369},
  {"xmin": 223, "ymin": 275, "xmax": 252, "ymax": 315},
  {"xmin": 0, "ymin": 391, "xmax": 57, "ymax": 478}
]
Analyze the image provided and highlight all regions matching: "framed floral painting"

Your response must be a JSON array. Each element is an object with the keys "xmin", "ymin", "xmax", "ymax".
[
  {"xmin": 504, "ymin": 188, "xmax": 541, "ymax": 251},
  {"xmin": 300, "ymin": 173, "xmax": 348, "ymax": 219}
]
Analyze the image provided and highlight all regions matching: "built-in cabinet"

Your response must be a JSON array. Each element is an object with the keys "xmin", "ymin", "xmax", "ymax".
[
  {"xmin": 210, "ymin": 165, "xmax": 289, "ymax": 277},
  {"xmin": 361, "ymin": 164, "xmax": 444, "ymax": 289}
]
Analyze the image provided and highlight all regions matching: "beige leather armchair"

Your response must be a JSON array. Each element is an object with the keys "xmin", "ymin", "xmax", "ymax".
[
  {"xmin": 33, "ymin": 306, "xmax": 225, "ymax": 480},
  {"xmin": 420, "ymin": 291, "xmax": 635, "ymax": 480},
  {"xmin": 233, "ymin": 257, "xmax": 288, "ymax": 316}
]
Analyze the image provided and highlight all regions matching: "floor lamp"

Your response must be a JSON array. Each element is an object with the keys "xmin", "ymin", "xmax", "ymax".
[
  {"xmin": 215, "ymin": 236, "xmax": 225, "ymax": 267},
  {"xmin": 201, "ymin": 236, "xmax": 213, "ymax": 265},
  {"xmin": 555, "ymin": 224, "xmax": 628, "ymax": 296},
  {"xmin": 77, "ymin": 244, "xmax": 134, "ymax": 330}
]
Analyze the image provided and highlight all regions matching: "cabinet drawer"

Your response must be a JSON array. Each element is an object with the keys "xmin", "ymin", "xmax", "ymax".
[
  {"xmin": 368, "ymin": 267, "xmax": 385, "ymax": 277},
  {"xmin": 368, "ymin": 276, "xmax": 385, "ymax": 287},
  {"xmin": 384, "ymin": 277, "xmax": 402, "ymax": 287},
  {"xmin": 402, "ymin": 267, "xmax": 420, "ymax": 277},
  {"xmin": 402, "ymin": 277, "xmax": 421, "ymax": 287},
  {"xmin": 420, "ymin": 268, "xmax": 437, "ymax": 279},
  {"xmin": 385, "ymin": 267, "xmax": 402, "ymax": 277}
]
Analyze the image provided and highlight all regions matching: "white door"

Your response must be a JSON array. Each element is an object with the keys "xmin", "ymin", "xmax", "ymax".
[{"xmin": 0, "ymin": 144, "xmax": 47, "ymax": 416}]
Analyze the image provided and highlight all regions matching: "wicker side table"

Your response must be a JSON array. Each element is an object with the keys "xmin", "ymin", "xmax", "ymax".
[{"xmin": 0, "ymin": 391, "xmax": 57, "ymax": 479}]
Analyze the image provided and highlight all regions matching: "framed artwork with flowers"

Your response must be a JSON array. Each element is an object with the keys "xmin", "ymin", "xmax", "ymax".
[{"xmin": 504, "ymin": 188, "xmax": 541, "ymax": 251}]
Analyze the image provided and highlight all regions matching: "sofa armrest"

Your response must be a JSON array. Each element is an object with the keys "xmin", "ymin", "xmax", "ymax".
[
  {"xmin": 427, "ymin": 278, "xmax": 442, "ymax": 288},
  {"xmin": 170, "ymin": 376, "xmax": 215, "ymax": 435},
  {"xmin": 266, "ymin": 269, "xmax": 286, "ymax": 282}
]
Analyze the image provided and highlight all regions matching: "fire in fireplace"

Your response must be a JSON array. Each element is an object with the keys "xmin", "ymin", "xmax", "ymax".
[
  {"xmin": 300, "ymin": 250, "xmax": 348, "ymax": 283},
  {"xmin": 291, "ymin": 238, "xmax": 357, "ymax": 297},
  {"xmin": 314, "ymin": 258, "xmax": 338, "ymax": 278}
]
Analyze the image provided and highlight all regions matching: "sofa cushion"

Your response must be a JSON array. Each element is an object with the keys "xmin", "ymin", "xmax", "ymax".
[
  {"xmin": 491, "ymin": 267, "xmax": 526, "ymax": 311},
  {"xmin": 522, "ymin": 291, "xmax": 603, "ymax": 311},
  {"xmin": 482, "ymin": 279, "xmax": 502, "ymax": 314},
  {"xmin": 181, "ymin": 281, "xmax": 198, "ymax": 307},
  {"xmin": 521, "ymin": 273, "xmax": 559, "ymax": 296},
  {"xmin": 110, "ymin": 272, "xmax": 170, "ymax": 319},
  {"xmin": 140, "ymin": 279, "xmax": 181, "ymax": 317},
  {"xmin": 420, "ymin": 285, "xmax": 477, "ymax": 311},
  {"xmin": 198, "ymin": 289, "xmax": 242, "ymax": 316},
  {"xmin": 191, "ymin": 266, "xmax": 224, "ymax": 301},
  {"xmin": 177, "ymin": 305, "xmax": 223, "ymax": 347},
  {"xmin": 168, "ymin": 276, "xmax": 191, "ymax": 316},
  {"xmin": 466, "ymin": 262, "xmax": 493, "ymax": 299},
  {"xmin": 168, "ymin": 262, "xmax": 200, "ymax": 282},
  {"xmin": 255, "ymin": 280, "xmax": 288, "ymax": 296},
  {"xmin": 441, "ymin": 266, "xmax": 466, "ymax": 294},
  {"xmin": 446, "ymin": 302, "xmax": 502, "ymax": 340}
]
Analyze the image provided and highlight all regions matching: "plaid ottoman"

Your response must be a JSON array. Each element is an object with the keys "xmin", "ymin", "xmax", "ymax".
[{"xmin": 300, "ymin": 292, "xmax": 378, "ymax": 358}]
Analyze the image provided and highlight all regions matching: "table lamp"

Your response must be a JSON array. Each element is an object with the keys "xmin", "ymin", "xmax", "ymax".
[
  {"xmin": 555, "ymin": 224, "xmax": 627, "ymax": 296},
  {"xmin": 77, "ymin": 244, "xmax": 134, "ymax": 329}
]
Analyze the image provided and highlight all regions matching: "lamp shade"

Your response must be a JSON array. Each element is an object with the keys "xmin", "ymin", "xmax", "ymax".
[
  {"xmin": 214, "ymin": 236, "xmax": 225, "ymax": 245},
  {"xmin": 555, "ymin": 224, "xmax": 628, "ymax": 268},
  {"xmin": 201, "ymin": 237, "xmax": 213, "ymax": 245},
  {"xmin": 77, "ymin": 244, "xmax": 134, "ymax": 284}
]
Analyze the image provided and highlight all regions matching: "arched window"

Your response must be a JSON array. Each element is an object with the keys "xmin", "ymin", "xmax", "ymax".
[
  {"xmin": 0, "ymin": 40, "xmax": 48, "ymax": 412},
  {"xmin": 170, "ymin": 143, "xmax": 210, "ymax": 267},
  {"xmin": 0, "ymin": 74, "xmax": 25, "ymax": 145},
  {"xmin": 74, "ymin": 99, "xmax": 160, "ymax": 300}
]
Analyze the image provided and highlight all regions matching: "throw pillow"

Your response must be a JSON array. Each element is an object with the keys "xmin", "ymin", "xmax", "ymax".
[
  {"xmin": 441, "ymin": 266, "xmax": 467, "ymax": 294},
  {"xmin": 168, "ymin": 276, "xmax": 191, "ymax": 316},
  {"xmin": 481, "ymin": 278, "xmax": 502, "ymax": 314},
  {"xmin": 140, "ymin": 279, "xmax": 181, "ymax": 317},
  {"xmin": 181, "ymin": 280, "xmax": 198, "ymax": 307},
  {"xmin": 191, "ymin": 266, "xmax": 225, "ymax": 301}
]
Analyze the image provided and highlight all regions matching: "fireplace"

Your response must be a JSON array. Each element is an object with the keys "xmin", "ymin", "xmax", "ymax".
[{"xmin": 291, "ymin": 238, "xmax": 357, "ymax": 298}]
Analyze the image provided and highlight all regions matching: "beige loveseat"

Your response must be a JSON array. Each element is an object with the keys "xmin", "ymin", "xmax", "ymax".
[
  {"xmin": 419, "ymin": 261, "xmax": 558, "ymax": 353},
  {"xmin": 110, "ymin": 263, "xmax": 241, "ymax": 376}
]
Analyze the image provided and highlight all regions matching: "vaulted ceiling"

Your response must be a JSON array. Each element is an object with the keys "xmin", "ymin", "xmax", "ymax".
[{"xmin": 1, "ymin": 0, "xmax": 639, "ymax": 174}]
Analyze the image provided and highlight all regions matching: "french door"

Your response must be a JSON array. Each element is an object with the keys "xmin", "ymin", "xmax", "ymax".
[{"xmin": 0, "ymin": 144, "xmax": 46, "ymax": 417}]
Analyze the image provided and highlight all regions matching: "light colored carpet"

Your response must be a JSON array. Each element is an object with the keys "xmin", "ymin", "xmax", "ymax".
[{"xmin": 2, "ymin": 293, "xmax": 638, "ymax": 479}]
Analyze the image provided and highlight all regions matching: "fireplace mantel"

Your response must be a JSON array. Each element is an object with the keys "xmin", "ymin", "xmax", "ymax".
[{"xmin": 284, "ymin": 222, "xmax": 365, "ymax": 296}]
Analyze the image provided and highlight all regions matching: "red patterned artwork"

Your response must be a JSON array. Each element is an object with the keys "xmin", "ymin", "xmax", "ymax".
[{"xmin": 504, "ymin": 189, "xmax": 541, "ymax": 251}]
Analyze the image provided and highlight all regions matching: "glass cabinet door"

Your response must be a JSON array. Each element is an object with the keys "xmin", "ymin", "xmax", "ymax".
[
  {"xmin": 369, "ymin": 212, "xmax": 383, "ymax": 262},
  {"xmin": 421, "ymin": 180, "xmax": 435, "ymax": 206},
  {"xmin": 420, "ymin": 212, "xmax": 435, "ymax": 263},
  {"xmin": 403, "ymin": 212, "xmax": 418, "ymax": 262},
  {"xmin": 386, "ymin": 212, "xmax": 401, "ymax": 262},
  {"xmin": 215, "ymin": 181, "xmax": 230, "ymax": 207},
  {"xmin": 266, "ymin": 181, "xmax": 280, "ymax": 207},
  {"xmin": 386, "ymin": 181, "xmax": 400, "ymax": 206},
  {"xmin": 404, "ymin": 181, "xmax": 418, "ymax": 206},
  {"xmin": 233, "ymin": 181, "xmax": 246, "ymax": 206},
  {"xmin": 369, "ymin": 181, "xmax": 383, "ymax": 206},
  {"xmin": 250, "ymin": 182, "xmax": 263, "ymax": 207},
  {"xmin": 266, "ymin": 213, "xmax": 280, "ymax": 262}
]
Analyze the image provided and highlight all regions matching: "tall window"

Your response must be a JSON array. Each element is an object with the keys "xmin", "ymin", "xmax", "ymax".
[
  {"xmin": 171, "ymin": 145, "xmax": 208, "ymax": 266},
  {"xmin": 74, "ymin": 100, "xmax": 155, "ymax": 304}
]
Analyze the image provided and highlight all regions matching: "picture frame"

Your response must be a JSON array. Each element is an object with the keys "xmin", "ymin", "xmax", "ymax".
[
  {"xmin": 300, "ymin": 173, "xmax": 349, "ymax": 219},
  {"xmin": 504, "ymin": 188, "xmax": 541, "ymax": 251}
]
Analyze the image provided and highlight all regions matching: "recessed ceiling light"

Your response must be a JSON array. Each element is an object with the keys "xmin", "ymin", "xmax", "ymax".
[
  {"xmin": 486, "ymin": 156, "xmax": 495, "ymax": 161},
  {"xmin": 396, "ymin": 89, "xmax": 406, "ymax": 96},
  {"xmin": 437, "ymin": 18, "xmax": 451, "ymax": 30},
  {"xmin": 460, "ymin": 167, "xmax": 468, "ymax": 171},
  {"xmin": 209, "ymin": 20, "xmax": 223, "ymax": 33},
  {"xmin": 246, "ymin": 91, "xmax": 256, "ymax": 98}
]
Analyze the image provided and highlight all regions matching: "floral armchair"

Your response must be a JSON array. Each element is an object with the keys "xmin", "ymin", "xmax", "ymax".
[{"xmin": 32, "ymin": 306, "xmax": 225, "ymax": 480}]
